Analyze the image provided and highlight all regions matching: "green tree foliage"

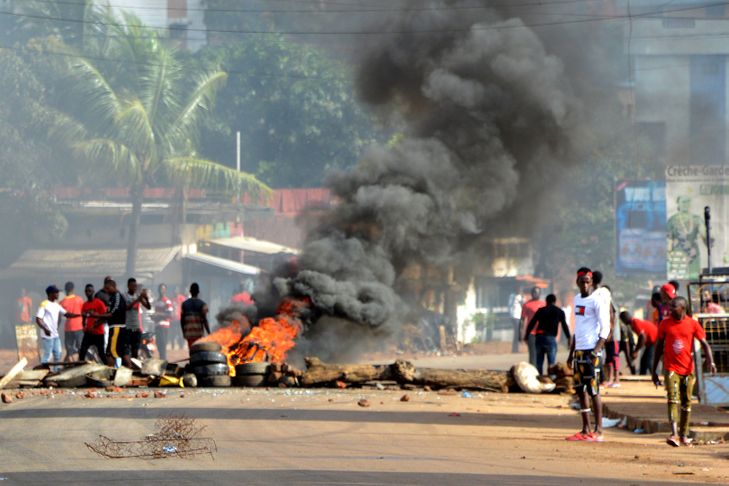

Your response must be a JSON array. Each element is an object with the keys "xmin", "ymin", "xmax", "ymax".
[
  {"xmin": 58, "ymin": 13, "xmax": 270, "ymax": 273},
  {"xmin": 195, "ymin": 35, "xmax": 381, "ymax": 187},
  {"xmin": 0, "ymin": 48, "xmax": 70, "ymax": 265},
  {"xmin": 536, "ymin": 128, "xmax": 663, "ymax": 299}
]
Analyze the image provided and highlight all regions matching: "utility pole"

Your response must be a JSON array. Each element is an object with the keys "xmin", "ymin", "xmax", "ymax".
[
  {"xmin": 236, "ymin": 130, "xmax": 241, "ymax": 203},
  {"xmin": 705, "ymin": 206, "xmax": 712, "ymax": 274}
]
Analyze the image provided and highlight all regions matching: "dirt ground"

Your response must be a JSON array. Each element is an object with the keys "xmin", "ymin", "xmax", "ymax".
[{"xmin": 2, "ymin": 376, "xmax": 729, "ymax": 485}]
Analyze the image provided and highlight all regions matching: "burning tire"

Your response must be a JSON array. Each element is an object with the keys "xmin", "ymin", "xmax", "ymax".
[
  {"xmin": 197, "ymin": 375, "xmax": 231, "ymax": 387},
  {"xmin": 235, "ymin": 362, "xmax": 270, "ymax": 376},
  {"xmin": 189, "ymin": 351, "xmax": 227, "ymax": 365},
  {"xmin": 233, "ymin": 374, "xmax": 266, "ymax": 387},
  {"xmin": 192, "ymin": 363, "xmax": 230, "ymax": 377},
  {"xmin": 190, "ymin": 342, "xmax": 222, "ymax": 353}
]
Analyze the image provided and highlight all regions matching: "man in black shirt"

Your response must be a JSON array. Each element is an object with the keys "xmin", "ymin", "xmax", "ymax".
[
  {"xmin": 95, "ymin": 279, "xmax": 130, "ymax": 368},
  {"xmin": 524, "ymin": 294, "xmax": 571, "ymax": 375}
]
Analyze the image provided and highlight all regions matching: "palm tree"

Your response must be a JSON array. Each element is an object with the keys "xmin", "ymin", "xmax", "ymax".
[{"xmin": 61, "ymin": 12, "xmax": 269, "ymax": 274}]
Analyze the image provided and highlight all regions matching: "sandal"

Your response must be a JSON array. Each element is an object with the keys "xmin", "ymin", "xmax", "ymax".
[
  {"xmin": 680, "ymin": 437, "xmax": 693, "ymax": 447},
  {"xmin": 666, "ymin": 436, "xmax": 680, "ymax": 447},
  {"xmin": 565, "ymin": 431, "xmax": 588, "ymax": 441}
]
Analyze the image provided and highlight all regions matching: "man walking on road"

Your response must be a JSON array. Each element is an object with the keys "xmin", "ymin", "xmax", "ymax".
[
  {"xmin": 652, "ymin": 296, "xmax": 716, "ymax": 447},
  {"xmin": 521, "ymin": 287, "xmax": 545, "ymax": 367},
  {"xmin": 566, "ymin": 268, "xmax": 611, "ymax": 442},
  {"xmin": 524, "ymin": 294, "xmax": 571, "ymax": 376},
  {"xmin": 181, "ymin": 283, "xmax": 210, "ymax": 350}
]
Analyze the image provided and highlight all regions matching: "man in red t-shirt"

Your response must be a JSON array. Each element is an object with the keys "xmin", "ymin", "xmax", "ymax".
[
  {"xmin": 78, "ymin": 284, "xmax": 107, "ymax": 362},
  {"xmin": 520, "ymin": 287, "xmax": 545, "ymax": 367},
  {"xmin": 619, "ymin": 311, "xmax": 658, "ymax": 375},
  {"xmin": 652, "ymin": 296, "xmax": 716, "ymax": 447},
  {"xmin": 60, "ymin": 281, "xmax": 85, "ymax": 361},
  {"xmin": 16, "ymin": 289, "xmax": 33, "ymax": 323},
  {"xmin": 231, "ymin": 282, "xmax": 253, "ymax": 306}
]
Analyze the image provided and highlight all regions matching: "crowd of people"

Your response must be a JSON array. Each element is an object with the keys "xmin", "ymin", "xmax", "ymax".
[
  {"xmin": 29, "ymin": 277, "xmax": 220, "ymax": 368},
  {"xmin": 518, "ymin": 270, "xmax": 718, "ymax": 446}
]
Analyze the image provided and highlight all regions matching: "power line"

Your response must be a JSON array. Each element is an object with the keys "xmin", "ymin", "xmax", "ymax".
[
  {"xmin": 0, "ymin": 42, "xmax": 345, "ymax": 83},
  {"xmin": 20, "ymin": 0, "xmax": 612, "ymax": 15},
  {"xmin": 4, "ymin": 1, "xmax": 729, "ymax": 36}
]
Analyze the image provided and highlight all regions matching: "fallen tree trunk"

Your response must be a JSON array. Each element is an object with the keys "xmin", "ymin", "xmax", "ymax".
[
  {"xmin": 302, "ymin": 358, "xmax": 511, "ymax": 392},
  {"xmin": 301, "ymin": 357, "xmax": 392, "ymax": 386},
  {"xmin": 392, "ymin": 360, "xmax": 511, "ymax": 392}
]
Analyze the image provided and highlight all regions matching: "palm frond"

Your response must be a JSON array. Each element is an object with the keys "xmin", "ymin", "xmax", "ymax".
[
  {"xmin": 169, "ymin": 70, "xmax": 228, "ymax": 146},
  {"xmin": 66, "ymin": 56, "xmax": 123, "ymax": 130},
  {"xmin": 115, "ymin": 99, "xmax": 156, "ymax": 164},
  {"xmin": 140, "ymin": 45, "xmax": 182, "ymax": 134},
  {"xmin": 165, "ymin": 156, "xmax": 271, "ymax": 199},
  {"xmin": 74, "ymin": 138, "xmax": 140, "ymax": 182}
]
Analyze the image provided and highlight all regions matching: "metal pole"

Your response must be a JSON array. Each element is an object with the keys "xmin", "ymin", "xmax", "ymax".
[
  {"xmin": 236, "ymin": 130, "xmax": 241, "ymax": 201},
  {"xmin": 705, "ymin": 206, "xmax": 712, "ymax": 273}
]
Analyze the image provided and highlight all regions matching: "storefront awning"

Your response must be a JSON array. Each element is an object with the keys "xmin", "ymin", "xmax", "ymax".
[
  {"xmin": 209, "ymin": 236, "xmax": 298, "ymax": 255},
  {"xmin": 185, "ymin": 253, "xmax": 261, "ymax": 276},
  {"xmin": 0, "ymin": 246, "xmax": 180, "ymax": 282}
]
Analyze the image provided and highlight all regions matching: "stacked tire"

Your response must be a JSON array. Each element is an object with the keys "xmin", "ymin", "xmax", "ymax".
[
  {"xmin": 189, "ymin": 342, "xmax": 231, "ymax": 387},
  {"xmin": 234, "ymin": 362, "xmax": 270, "ymax": 387}
]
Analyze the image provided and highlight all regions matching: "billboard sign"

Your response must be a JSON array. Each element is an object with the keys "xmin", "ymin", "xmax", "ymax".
[
  {"xmin": 615, "ymin": 180, "xmax": 666, "ymax": 275},
  {"xmin": 665, "ymin": 166, "xmax": 729, "ymax": 280}
]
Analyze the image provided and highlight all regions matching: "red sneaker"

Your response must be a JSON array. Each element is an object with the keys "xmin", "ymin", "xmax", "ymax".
[{"xmin": 584, "ymin": 432, "xmax": 604, "ymax": 442}]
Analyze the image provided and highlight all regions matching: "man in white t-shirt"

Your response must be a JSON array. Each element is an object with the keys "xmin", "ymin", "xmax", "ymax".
[
  {"xmin": 35, "ymin": 285, "xmax": 80, "ymax": 366},
  {"xmin": 565, "ymin": 267, "xmax": 611, "ymax": 443}
]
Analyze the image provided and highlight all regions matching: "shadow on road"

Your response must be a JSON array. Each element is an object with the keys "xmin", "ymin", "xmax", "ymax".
[
  {"xmin": 0, "ymin": 407, "xmax": 577, "ymax": 429},
  {"xmin": 2, "ymin": 469, "xmax": 683, "ymax": 485}
]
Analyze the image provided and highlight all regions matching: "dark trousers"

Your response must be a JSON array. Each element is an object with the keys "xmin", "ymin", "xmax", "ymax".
[
  {"xmin": 128, "ymin": 329, "xmax": 142, "ymax": 359},
  {"xmin": 640, "ymin": 343, "xmax": 655, "ymax": 375},
  {"xmin": 512, "ymin": 318, "xmax": 521, "ymax": 353},
  {"xmin": 535, "ymin": 335, "xmax": 558, "ymax": 375},
  {"xmin": 528, "ymin": 334, "xmax": 537, "ymax": 367},
  {"xmin": 79, "ymin": 333, "xmax": 105, "ymax": 362},
  {"xmin": 156, "ymin": 326, "xmax": 169, "ymax": 360}
]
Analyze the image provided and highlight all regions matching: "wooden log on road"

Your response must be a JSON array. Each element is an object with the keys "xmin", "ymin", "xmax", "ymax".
[
  {"xmin": 0, "ymin": 358, "xmax": 28, "ymax": 389},
  {"xmin": 391, "ymin": 360, "xmax": 511, "ymax": 392},
  {"xmin": 302, "ymin": 358, "xmax": 511, "ymax": 392},
  {"xmin": 301, "ymin": 357, "xmax": 392, "ymax": 386}
]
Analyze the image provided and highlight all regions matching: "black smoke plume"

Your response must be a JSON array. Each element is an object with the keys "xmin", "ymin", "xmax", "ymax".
[{"xmin": 279, "ymin": 1, "xmax": 595, "ymax": 360}]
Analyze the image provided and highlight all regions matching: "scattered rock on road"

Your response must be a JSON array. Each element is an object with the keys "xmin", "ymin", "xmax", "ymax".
[
  {"xmin": 357, "ymin": 399, "xmax": 370, "ymax": 408},
  {"xmin": 2, "ymin": 392, "xmax": 13, "ymax": 404}
]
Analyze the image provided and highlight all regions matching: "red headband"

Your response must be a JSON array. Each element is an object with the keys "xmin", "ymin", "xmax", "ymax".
[{"xmin": 577, "ymin": 271, "xmax": 593, "ymax": 278}]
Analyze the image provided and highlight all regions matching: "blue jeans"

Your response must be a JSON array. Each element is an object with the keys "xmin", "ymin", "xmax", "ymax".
[
  {"xmin": 535, "ymin": 335, "xmax": 558, "ymax": 376},
  {"xmin": 40, "ymin": 337, "xmax": 62, "ymax": 364}
]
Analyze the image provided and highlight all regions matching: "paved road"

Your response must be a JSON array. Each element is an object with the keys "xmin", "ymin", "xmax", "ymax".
[{"xmin": 1, "ymin": 383, "xmax": 726, "ymax": 485}]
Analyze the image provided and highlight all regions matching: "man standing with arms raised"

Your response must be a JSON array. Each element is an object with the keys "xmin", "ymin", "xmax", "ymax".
[{"xmin": 566, "ymin": 268, "xmax": 611, "ymax": 442}]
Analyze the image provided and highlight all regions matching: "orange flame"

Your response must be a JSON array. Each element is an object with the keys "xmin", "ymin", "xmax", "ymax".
[{"xmin": 196, "ymin": 298, "xmax": 308, "ymax": 376}]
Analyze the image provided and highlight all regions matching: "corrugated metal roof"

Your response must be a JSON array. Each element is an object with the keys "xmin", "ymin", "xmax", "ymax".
[
  {"xmin": 0, "ymin": 247, "xmax": 180, "ymax": 282},
  {"xmin": 210, "ymin": 236, "xmax": 298, "ymax": 255},
  {"xmin": 185, "ymin": 253, "xmax": 261, "ymax": 275}
]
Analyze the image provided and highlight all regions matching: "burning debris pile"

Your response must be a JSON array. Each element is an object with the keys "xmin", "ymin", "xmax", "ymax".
[{"xmin": 197, "ymin": 298, "xmax": 310, "ymax": 376}]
